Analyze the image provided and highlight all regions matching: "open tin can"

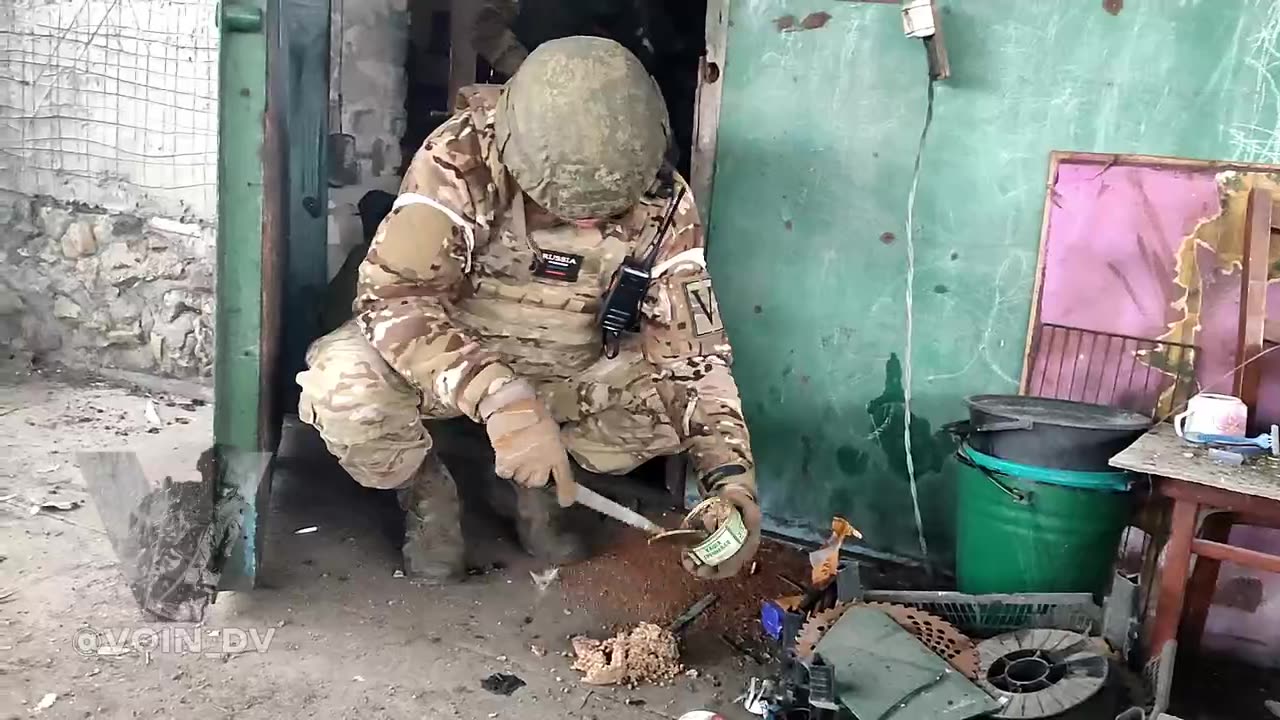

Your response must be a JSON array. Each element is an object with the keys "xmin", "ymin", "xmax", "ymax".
[{"xmin": 650, "ymin": 496, "xmax": 747, "ymax": 569}]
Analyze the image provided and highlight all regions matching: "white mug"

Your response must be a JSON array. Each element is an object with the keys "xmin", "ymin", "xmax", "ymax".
[{"xmin": 1174, "ymin": 393, "xmax": 1249, "ymax": 438}]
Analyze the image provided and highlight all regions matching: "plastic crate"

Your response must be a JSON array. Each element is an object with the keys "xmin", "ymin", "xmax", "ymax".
[{"xmin": 861, "ymin": 590, "xmax": 1104, "ymax": 638}]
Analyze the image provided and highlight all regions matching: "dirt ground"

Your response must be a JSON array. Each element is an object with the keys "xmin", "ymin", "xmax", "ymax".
[
  {"xmin": 0, "ymin": 365, "xmax": 779, "ymax": 719},
  {"xmin": 9, "ymin": 365, "xmax": 1277, "ymax": 720}
]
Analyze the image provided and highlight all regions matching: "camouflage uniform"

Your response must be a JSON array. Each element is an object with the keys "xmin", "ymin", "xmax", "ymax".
[{"xmin": 297, "ymin": 86, "xmax": 752, "ymax": 493}]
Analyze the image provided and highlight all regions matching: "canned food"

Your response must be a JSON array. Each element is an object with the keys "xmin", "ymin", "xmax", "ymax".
[{"xmin": 649, "ymin": 497, "xmax": 747, "ymax": 569}]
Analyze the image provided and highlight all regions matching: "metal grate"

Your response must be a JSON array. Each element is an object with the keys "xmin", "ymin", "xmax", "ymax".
[
  {"xmin": 0, "ymin": 0, "xmax": 219, "ymax": 220},
  {"xmin": 1025, "ymin": 324, "xmax": 1200, "ymax": 420},
  {"xmin": 861, "ymin": 590, "xmax": 1103, "ymax": 638}
]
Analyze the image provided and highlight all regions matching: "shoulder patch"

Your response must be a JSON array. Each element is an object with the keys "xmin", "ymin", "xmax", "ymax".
[{"xmin": 682, "ymin": 279, "xmax": 723, "ymax": 337}]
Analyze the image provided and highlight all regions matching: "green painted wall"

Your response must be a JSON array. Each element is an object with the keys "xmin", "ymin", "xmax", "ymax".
[{"xmin": 707, "ymin": 0, "xmax": 1280, "ymax": 563}]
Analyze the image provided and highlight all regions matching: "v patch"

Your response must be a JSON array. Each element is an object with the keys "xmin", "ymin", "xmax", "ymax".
[{"xmin": 683, "ymin": 278, "xmax": 723, "ymax": 337}]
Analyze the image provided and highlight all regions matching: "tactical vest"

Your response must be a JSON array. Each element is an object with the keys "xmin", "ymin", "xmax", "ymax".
[{"xmin": 449, "ymin": 87, "xmax": 671, "ymax": 382}]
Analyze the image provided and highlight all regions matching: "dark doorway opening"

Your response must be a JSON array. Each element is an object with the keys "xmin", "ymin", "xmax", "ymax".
[{"xmin": 402, "ymin": 0, "xmax": 709, "ymax": 179}]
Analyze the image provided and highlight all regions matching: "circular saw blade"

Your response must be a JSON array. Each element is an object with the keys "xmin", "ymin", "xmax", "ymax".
[
  {"xmin": 793, "ymin": 602, "xmax": 979, "ymax": 679},
  {"xmin": 866, "ymin": 602, "xmax": 980, "ymax": 679},
  {"xmin": 793, "ymin": 602, "xmax": 851, "ymax": 662}
]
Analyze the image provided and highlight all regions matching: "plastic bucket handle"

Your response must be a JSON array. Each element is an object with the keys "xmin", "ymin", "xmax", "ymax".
[
  {"xmin": 955, "ymin": 448, "xmax": 1032, "ymax": 505},
  {"xmin": 961, "ymin": 444, "xmax": 1132, "ymax": 492}
]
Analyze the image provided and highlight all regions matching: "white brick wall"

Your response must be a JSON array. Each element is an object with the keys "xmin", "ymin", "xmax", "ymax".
[{"xmin": 0, "ymin": 0, "xmax": 219, "ymax": 221}]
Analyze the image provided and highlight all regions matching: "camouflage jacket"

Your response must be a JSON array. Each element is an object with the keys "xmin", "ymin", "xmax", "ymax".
[{"xmin": 354, "ymin": 87, "xmax": 752, "ymax": 483}]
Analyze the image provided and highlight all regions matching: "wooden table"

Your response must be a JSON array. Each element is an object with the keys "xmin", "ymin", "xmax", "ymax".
[{"xmin": 1110, "ymin": 423, "xmax": 1280, "ymax": 658}]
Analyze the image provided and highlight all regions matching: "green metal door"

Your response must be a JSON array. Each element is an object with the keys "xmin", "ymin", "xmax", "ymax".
[
  {"xmin": 215, "ymin": 0, "xmax": 330, "ymax": 588},
  {"xmin": 216, "ymin": 0, "xmax": 271, "ymax": 455},
  {"xmin": 215, "ymin": 0, "xmax": 275, "ymax": 590}
]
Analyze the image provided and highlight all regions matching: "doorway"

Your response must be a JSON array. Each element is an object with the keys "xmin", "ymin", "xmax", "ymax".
[{"xmin": 402, "ymin": 0, "xmax": 709, "ymax": 178}]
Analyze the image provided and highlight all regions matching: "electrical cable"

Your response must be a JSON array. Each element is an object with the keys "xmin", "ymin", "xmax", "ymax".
[{"xmin": 902, "ymin": 78, "xmax": 936, "ymax": 566}]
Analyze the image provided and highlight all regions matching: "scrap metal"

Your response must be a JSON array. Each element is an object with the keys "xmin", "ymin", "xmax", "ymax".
[{"xmin": 795, "ymin": 601, "xmax": 979, "ymax": 679}]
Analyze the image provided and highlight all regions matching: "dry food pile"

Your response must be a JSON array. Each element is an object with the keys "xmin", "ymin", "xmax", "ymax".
[{"xmin": 570, "ymin": 622, "xmax": 683, "ymax": 686}]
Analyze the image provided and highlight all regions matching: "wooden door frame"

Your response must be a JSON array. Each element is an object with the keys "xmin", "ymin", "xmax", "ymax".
[{"xmin": 691, "ymin": 0, "xmax": 729, "ymax": 216}]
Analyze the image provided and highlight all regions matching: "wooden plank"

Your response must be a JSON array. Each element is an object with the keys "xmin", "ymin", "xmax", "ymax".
[
  {"xmin": 1180, "ymin": 512, "xmax": 1234, "ymax": 652},
  {"xmin": 1161, "ymin": 479, "xmax": 1280, "ymax": 524},
  {"xmin": 1149, "ymin": 498, "xmax": 1198, "ymax": 656},
  {"xmin": 1264, "ymin": 317, "xmax": 1280, "ymax": 345},
  {"xmin": 1110, "ymin": 424, "xmax": 1280, "ymax": 506},
  {"xmin": 1042, "ymin": 151, "xmax": 1280, "ymax": 176},
  {"xmin": 1191, "ymin": 538, "xmax": 1280, "ymax": 575},
  {"xmin": 260, "ymin": 0, "xmax": 287, "ymax": 452},
  {"xmin": 1233, "ymin": 187, "xmax": 1271, "ymax": 421},
  {"xmin": 690, "ymin": 0, "xmax": 728, "ymax": 217},
  {"xmin": 448, "ymin": 0, "xmax": 478, "ymax": 101},
  {"xmin": 1018, "ymin": 152, "xmax": 1063, "ymax": 393}
]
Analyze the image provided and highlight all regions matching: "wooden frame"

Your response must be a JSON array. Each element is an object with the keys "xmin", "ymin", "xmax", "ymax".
[
  {"xmin": 1233, "ymin": 187, "xmax": 1273, "ymax": 417},
  {"xmin": 691, "ymin": 0, "xmax": 729, "ymax": 215},
  {"xmin": 1019, "ymin": 151, "xmax": 1280, "ymax": 393},
  {"xmin": 1151, "ymin": 480, "xmax": 1280, "ymax": 655},
  {"xmin": 448, "ymin": 0, "xmax": 478, "ymax": 100}
]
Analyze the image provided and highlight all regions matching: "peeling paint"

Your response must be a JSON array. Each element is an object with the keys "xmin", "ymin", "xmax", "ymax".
[
  {"xmin": 1103, "ymin": 0, "xmax": 1123, "ymax": 16},
  {"xmin": 800, "ymin": 11, "xmax": 832, "ymax": 30},
  {"xmin": 1153, "ymin": 171, "xmax": 1280, "ymax": 413},
  {"xmin": 774, "ymin": 11, "xmax": 831, "ymax": 33}
]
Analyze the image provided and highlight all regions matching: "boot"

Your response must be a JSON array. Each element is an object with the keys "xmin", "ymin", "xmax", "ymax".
[
  {"xmin": 479, "ymin": 470, "xmax": 591, "ymax": 564},
  {"xmin": 513, "ymin": 483, "xmax": 592, "ymax": 565},
  {"xmin": 396, "ymin": 455, "xmax": 466, "ymax": 582}
]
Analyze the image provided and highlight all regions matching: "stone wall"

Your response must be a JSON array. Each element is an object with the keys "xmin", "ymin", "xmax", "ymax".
[
  {"xmin": 0, "ymin": 0, "xmax": 218, "ymax": 378},
  {"xmin": 0, "ymin": 192, "xmax": 215, "ymax": 377},
  {"xmin": 326, "ymin": 0, "xmax": 410, "ymax": 277}
]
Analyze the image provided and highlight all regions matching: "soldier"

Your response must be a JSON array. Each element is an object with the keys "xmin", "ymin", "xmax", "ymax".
[{"xmin": 297, "ymin": 37, "xmax": 758, "ymax": 583}]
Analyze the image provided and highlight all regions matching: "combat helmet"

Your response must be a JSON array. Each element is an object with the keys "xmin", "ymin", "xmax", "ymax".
[{"xmin": 495, "ymin": 36, "xmax": 670, "ymax": 220}]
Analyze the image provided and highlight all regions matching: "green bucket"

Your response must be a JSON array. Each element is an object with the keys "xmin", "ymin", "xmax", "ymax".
[{"xmin": 956, "ymin": 444, "xmax": 1132, "ymax": 595}]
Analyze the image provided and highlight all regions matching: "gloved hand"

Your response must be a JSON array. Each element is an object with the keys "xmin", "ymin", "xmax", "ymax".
[
  {"xmin": 480, "ymin": 379, "xmax": 577, "ymax": 507},
  {"xmin": 682, "ymin": 472, "xmax": 762, "ymax": 580}
]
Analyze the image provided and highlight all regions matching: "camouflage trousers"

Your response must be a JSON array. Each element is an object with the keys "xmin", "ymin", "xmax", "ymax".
[{"xmin": 297, "ymin": 321, "xmax": 684, "ymax": 489}]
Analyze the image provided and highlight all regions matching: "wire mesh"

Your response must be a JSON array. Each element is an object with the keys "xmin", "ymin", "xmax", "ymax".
[
  {"xmin": 1026, "ymin": 323, "xmax": 1200, "ymax": 420},
  {"xmin": 861, "ymin": 590, "xmax": 1104, "ymax": 638},
  {"xmin": 0, "ymin": 0, "xmax": 219, "ymax": 220}
]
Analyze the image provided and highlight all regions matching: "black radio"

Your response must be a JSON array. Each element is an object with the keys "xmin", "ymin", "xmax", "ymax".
[{"xmin": 599, "ymin": 181, "xmax": 686, "ymax": 358}]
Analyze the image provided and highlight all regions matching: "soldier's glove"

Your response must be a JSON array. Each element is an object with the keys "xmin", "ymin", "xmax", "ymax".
[
  {"xmin": 480, "ymin": 379, "xmax": 577, "ymax": 507},
  {"xmin": 682, "ymin": 468, "xmax": 762, "ymax": 580}
]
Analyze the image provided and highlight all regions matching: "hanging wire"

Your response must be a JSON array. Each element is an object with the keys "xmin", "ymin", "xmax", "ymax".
[{"xmin": 902, "ymin": 78, "xmax": 937, "ymax": 566}]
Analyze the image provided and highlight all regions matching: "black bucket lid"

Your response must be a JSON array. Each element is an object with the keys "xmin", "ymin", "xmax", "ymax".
[{"xmin": 965, "ymin": 395, "xmax": 1152, "ymax": 431}]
